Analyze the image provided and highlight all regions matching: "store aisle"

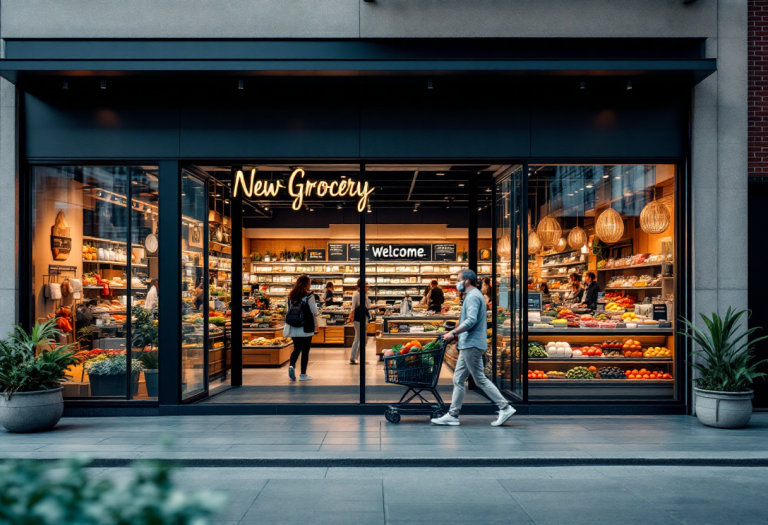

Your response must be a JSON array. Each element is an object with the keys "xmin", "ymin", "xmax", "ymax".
[{"xmin": 203, "ymin": 336, "xmax": 489, "ymax": 405}]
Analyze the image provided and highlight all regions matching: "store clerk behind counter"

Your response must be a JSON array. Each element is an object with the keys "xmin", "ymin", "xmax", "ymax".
[{"xmin": 579, "ymin": 271, "xmax": 601, "ymax": 310}]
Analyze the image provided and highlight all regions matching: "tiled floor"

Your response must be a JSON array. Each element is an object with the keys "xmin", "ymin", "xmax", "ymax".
[
  {"xmin": 2, "ymin": 413, "xmax": 766, "ymax": 462},
  {"xmin": 85, "ymin": 465, "xmax": 768, "ymax": 524},
  {"xmin": 204, "ymin": 336, "xmax": 488, "ymax": 404}
]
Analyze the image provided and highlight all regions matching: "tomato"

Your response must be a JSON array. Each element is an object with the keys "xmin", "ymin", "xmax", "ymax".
[
  {"xmin": 594, "ymin": 348, "xmax": 603, "ymax": 356},
  {"xmin": 627, "ymin": 374, "xmax": 636, "ymax": 379}
]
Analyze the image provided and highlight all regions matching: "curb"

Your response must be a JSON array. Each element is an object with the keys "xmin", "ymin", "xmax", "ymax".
[{"xmin": 22, "ymin": 457, "xmax": 768, "ymax": 468}]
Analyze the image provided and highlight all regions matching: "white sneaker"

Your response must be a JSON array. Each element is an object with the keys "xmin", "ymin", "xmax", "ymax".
[
  {"xmin": 288, "ymin": 366, "xmax": 296, "ymax": 381},
  {"xmin": 431, "ymin": 413, "xmax": 460, "ymax": 426},
  {"xmin": 299, "ymin": 374, "xmax": 313, "ymax": 381},
  {"xmin": 491, "ymin": 406, "xmax": 516, "ymax": 427}
]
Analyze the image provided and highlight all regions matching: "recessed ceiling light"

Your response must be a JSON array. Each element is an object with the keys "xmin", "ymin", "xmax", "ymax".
[
  {"xmin": 341, "ymin": 175, "xmax": 347, "ymax": 179},
  {"xmin": 458, "ymin": 183, "xmax": 465, "ymax": 187},
  {"xmin": 602, "ymin": 174, "xmax": 609, "ymax": 179},
  {"xmin": 309, "ymin": 208, "xmax": 314, "ymax": 212},
  {"xmin": 436, "ymin": 173, "xmax": 444, "ymax": 176},
  {"xmin": 586, "ymin": 184, "xmax": 593, "ymax": 188},
  {"xmin": 568, "ymin": 193, "xmax": 574, "ymax": 196},
  {"xmin": 485, "ymin": 188, "xmax": 491, "ymax": 193},
  {"xmin": 614, "ymin": 176, "xmax": 621, "ymax": 180},
  {"xmin": 580, "ymin": 187, "xmax": 585, "ymax": 191}
]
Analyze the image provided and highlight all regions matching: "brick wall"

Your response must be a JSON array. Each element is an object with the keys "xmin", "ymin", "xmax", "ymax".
[{"xmin": 749, "ymin": 1, "xmax": 768, "ymax": 176}]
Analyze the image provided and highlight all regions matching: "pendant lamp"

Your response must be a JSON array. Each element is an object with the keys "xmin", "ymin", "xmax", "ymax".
[
  {"xmin": 498, "ymin": 234, "xmax": 512, "ymax": 258},
  {"xmin": 568, "ymin": 227, "xmax": 587, "ymax": 250},
  {"xmin": 537, "ymin": 215, "xmax": 562, "ymax": 248},
  {"xmin": 639, "ymin": 175, "xmax": 671, "ymax": 235},
  {"xmin": 554, "ymin": 237, "xmax": 568, "ymax": 253},
  {"xmin": 528, "ymin": 230, "xmax": 542, "ymax": 255},
  {"xmin": 596, "ymin": 207, "xmax": 624, "ymax": 243}
]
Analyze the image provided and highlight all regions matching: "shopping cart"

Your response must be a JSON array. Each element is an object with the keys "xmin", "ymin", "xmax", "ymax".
[{"xmin": 382, "ymin": 337, "xmax": 448, "ymax": 423}]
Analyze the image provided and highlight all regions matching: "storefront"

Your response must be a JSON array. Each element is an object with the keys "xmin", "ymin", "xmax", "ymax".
[{"xmin": 1, "ymin": 22, "xmax": 725, "ymax": 414}]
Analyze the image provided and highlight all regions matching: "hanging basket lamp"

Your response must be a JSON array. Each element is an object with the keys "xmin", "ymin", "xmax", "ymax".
[
  {"xmin": 537, "ymin": 215, "xmax": 562, "ymax": 248},
  {"xmin": 596, "ymin": 208, "xmax": 624, "ymax": 243},
  {"xmin": 568, "ymin": 226, "xmax": 587, "ymax": 250},
  {"xmin": 554, "ymin": 237, "xmax": 568, "ymax": 253},
  {"xmin": 498, "ymin": 234, "xmax": 512, "ymax": 258},
  {"xmin": 528, "ymin": 230, "xmax": 542, "ymax": 255},
  {"xmin": 640, "ymin": 199, "xmax": 671, "ymax": 235}
]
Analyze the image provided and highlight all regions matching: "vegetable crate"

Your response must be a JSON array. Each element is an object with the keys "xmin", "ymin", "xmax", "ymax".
[{"xmin": 382, "ymin": 338, "xmax": 448, "ymax": 424}]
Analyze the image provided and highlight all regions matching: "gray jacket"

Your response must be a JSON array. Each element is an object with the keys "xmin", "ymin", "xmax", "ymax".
[{"xmin": 457, "ymin": 287, "xmax": 487, "ymax": 350}]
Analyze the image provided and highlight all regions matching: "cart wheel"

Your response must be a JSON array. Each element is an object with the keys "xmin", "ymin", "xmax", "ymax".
[
  {"xmin": 385, "ymin": 410, "xmax": 401, "ymax": 424},
  {"xmin": 431, "ymin": 410, "xmax": 446, "ymax": 420}
]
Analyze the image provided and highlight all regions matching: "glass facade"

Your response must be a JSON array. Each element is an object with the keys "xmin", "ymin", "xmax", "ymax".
[{"xmin": 31, "ymin": 166, "xmax": 160, "ymax": 400}]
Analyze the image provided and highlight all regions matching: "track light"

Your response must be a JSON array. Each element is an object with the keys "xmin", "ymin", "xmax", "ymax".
[
  {"xmin": 586, "ymin": 183, "xmax": 593, "ymax": 188},
  {"xmin": 458, "ymin": 183, "xmax": 465, "ymax": 187},
  {"xmin": 337, "ymin": 204, "xmax": 342, "ymax": 210},
  {"xmin": 367, "ymin": 204, "xmax": 372, "ymax": 213},
  {"xmin": 309, "ymin": 208, "xmax": 314, "ymax": 212},
  {"xmin": 427, "ymin": 79, "xmax": 433, "ymax": 90},
  {"xmin": 627, "ymin": 81, "xmax": 633, "ymax": 91},
  {"xmin": 580, "ymin": 81, "xmax": 586, "ymax": 90},
  {"xmin": 100, "ymin": 80, "xmax": 107, "ymax": 90},
  {"xmin": 238, "ymin": 79, "xmax": 244, "ymax": 90}
]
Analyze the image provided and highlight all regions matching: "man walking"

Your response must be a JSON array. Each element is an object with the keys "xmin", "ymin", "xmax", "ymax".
[{"xmin": 431, "ymin": 269, "xmax": 516, "ymax": 427}]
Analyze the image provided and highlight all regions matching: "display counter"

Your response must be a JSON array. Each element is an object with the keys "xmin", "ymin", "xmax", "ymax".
[{"xmin": 375, "ymin": 314, "xmax": 457, "ymax": 355}]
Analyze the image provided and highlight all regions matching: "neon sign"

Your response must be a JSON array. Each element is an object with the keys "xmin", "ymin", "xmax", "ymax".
[{"xmin": 233, "ymin": 168, "xmax": 375, "ymax": 212}]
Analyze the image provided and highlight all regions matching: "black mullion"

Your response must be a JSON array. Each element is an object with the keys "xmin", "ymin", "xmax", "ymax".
[
  {"xmin": 203, "ymin": 177, "xmax": 210, "ymax": 394},
  {"xmin": 230, "ymin": 167, "xmax": 243, "ymax": 387},
  {"xmin": 521, "ymin": 162, "xmax": 529, "ymax": 403},
  {"xmin": 126, "ymin": 169, "xmax": 133, "ymax": 400},
  {"xmin": 491, "ymin": 178, "xmax": 498, "ymax": 386},
  {"xmin": 158, "ymin": 160, "xmax": 181, "ymax": 406},
  {"xmin": 359, "ymin": 163, "xmax": 366, "ymax": 405}
]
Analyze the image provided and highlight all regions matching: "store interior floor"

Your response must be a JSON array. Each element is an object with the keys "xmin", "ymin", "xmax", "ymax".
[{"xmin": 202, "ymin": 337, "xmax": 489, "ymax": 405}]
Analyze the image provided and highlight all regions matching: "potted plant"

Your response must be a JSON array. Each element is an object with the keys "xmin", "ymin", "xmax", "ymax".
[
  {"xmin": 139, "ymin": 351, "xmax": 159, "ymax": 397},
  {"xmin": 0, "ymin": 320, "xmax": 78, "ymax": 433},
  {"xmin": 680, "ymin": 307, "xmax": 768, "ymax": 428},
  {"xmin": 85, "ymin": 352, "xmax": 144, "ymax": 397}
]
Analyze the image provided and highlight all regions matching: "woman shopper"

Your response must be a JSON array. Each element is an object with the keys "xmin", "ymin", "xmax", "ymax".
[
  {"xmin": 348, "ymin": 278, "xmax": 372, "ymax": 365},
  {"xmin": 481, "ymin": 277, "xmax": 494, "ymax": 309},
  {"xmin": 324, "ymin": 281, "xmax": 336, "ymax": 306},
  {"xmin": 286, "ymin": 275, "xmax": 319, "ymax": 382}
]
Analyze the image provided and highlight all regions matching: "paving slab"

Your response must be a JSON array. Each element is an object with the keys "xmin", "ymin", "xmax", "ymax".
[{"xmin": 0, "ymin": 414, "xmax": 766, "ymax": 467}]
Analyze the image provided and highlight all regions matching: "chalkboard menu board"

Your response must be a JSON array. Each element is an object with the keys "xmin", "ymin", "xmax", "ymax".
[
  {"xmin": 328, "ymin": 244, "xmax": 347, "ymax": 261},
  {"xmin": 432, "ymin": 243, "xmax": 456, "ymax": 262},
  {"xmin": 348, "ymin": 243, "xmax": 361, "ymax": 261},
  {"xmin": 307, "ymin": 249, "xmax": 326, "ymax": 261}
]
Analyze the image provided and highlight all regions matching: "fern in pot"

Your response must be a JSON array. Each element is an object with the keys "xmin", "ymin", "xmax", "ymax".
[
  {"xmin": 84, "ymin": 352, "xmax": 144, "ymax": 397},
  {"xmin": 680, "ymin": 307, "xmax": 768, "ymax": 428},
  {"xmin": 0, "ymin": 320, "xmax": 79, "ymax": 433}
]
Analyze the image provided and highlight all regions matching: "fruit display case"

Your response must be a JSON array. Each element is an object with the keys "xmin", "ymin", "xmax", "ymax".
[
  {"xmin": 539, "ymin": 250, "xmax": 588, "ymax": 285},
  {"xmin": 526, "ymin": 330, "xmax": 676, "ymax": 401}
]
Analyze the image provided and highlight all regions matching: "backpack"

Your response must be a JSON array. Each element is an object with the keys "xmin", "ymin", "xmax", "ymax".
[{"xmin": 285, "ymin": 297, "xmax": 305, "ymax": 328}]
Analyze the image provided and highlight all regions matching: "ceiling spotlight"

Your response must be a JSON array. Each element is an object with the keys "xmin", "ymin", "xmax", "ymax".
[
  {"xmin": 263, "ymin": 205, "xmax": 268, "ymax": 210},
  {"xmin": 580, "ymin": 81, "xmax": 586, "ymax": 90},
  {"xmin": 614, "ymin": 175, "xmax": 621, "ymax": 180},
  {"xmin": 580, "ymin": 187, "xmax": 584, "ymax": 191},
  {"xmin": 413, "ymin": 208, "xmax": 418, "ymax": 212},
  {"xmin": 62, "ymin": 81, "xmax": 69, "ymax": 90},
  {"xmin": 627, "ymin": 81, "xmax": 633, "ymax": 91},
  {"xmin": 367, "ymin": 205, "xmax": 372, "ymax": 213},
  {"xmin": 603, "ymin": 174, "xmax": 609, "ymax": 179},
  {"xmin": 238, "ymin": 79, "xmax": 244, "ymax": 90},
  {"xmin": 568, "ymin": 193, "xmax": 574, "ymax": 196},
  {"xmin": 337, "ymin": 204, "xmax": 342, "ymax": 210},
  {"xmin": 309, "ymin": 208, "xmax": 314, "ymax": 212},
  {"xmin": 100, "ymin": 80, "xmax": 107, "ymax": 90},
  {"xmin": 586, "ymin": 183, "xmax": 593, "ymax": 188},
  {"xmin": 458, "ymin": 183, "xmax": 465, "ymax": 187},
  {"xmin": 224, "ymin": 199, "xmax": 230, "ymax": 203},
  {"xmin": 341, "ymin": 175, "xmax": 347, "ymax": 179},
  {"xmin": 436, "ymin": 173, "xmax": 444, "ymax": 177},
  {"xmin": 485, "ymin": 188, "xmax": 491, "ymax": 193},
  {"xmin": 427, "ymin": 79, "xmax": 433, "ymax": 90}
]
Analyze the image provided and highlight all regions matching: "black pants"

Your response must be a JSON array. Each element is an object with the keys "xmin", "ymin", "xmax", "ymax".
[{"xmin": 289, "ymin": 336, "xmax": 313, "ymax": 375}]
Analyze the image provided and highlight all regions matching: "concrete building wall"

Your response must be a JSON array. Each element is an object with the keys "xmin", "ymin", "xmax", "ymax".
[{"xmin": 1, "ymin": 0, "xmax": 716, "ymax": 39}]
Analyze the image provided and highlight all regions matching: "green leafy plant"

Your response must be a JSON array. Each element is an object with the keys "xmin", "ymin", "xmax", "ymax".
[
  {"xmin": 591, "ymin": 236, "xmax": 607, "ymax": 260},
  {"xmin": 139, "ymin": 350, "xmax": 159, "ymax": 370},
  {"xmin": 679, "ymin": 308, "xmax": 768, "ymax": 392},
  {"xmin": 0, "ymin": 457, "xmax": 226, "ymax": 525},
  {"xmin": 131, "ymin": 306, "xmax": 158, "ymax": 351},
  {"xmin": 0, "ymin": 320, "xmax": 78, "ymax": 399},
  {"xmin": 85, "ymin": 353, "xmax": 144, "ymax": 376}
]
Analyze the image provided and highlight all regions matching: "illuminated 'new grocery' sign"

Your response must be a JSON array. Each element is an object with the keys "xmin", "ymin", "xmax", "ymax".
[{"xmin": 233, "ymin": 168, "xmax": 375, "ymax": 212}]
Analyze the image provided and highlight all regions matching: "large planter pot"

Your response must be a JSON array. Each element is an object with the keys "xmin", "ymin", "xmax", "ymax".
[
  {"xmin": 89, "ymin": 373, "xmax": 140, "ymax": 397},
  {"xmin": 144, "ymin": 370, "xmax": 159, "ymax": 398},
  {"xmin": 0, "ymin": 387, "xmax": 64, "ymax": 433},
  {"xmin": 694, "ymin": 387, "xmax": 754, "ymax": 429}
]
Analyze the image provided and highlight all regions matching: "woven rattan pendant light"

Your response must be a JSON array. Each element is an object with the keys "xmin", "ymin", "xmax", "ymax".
[
  {"xmin": 640, "ymin": 172, "xmax": 671, "ymax": 235},
  {"xmin": 596, "ymin": 175, "xmax": 624, "ymax": 243},
  {"xmin": 568, "ymin": 195, "xmax": 587, "ymax": 250},
  {"xmin": 528, "ymin": 187, "xmax": 542, "ymax": 255},
  {"xmin": 537, "ymin": 181, "xmax": 561, "ymax": 248},
  {"xmin": 554, "ymin": 237, "xmax": 568, "ymax": 253}
]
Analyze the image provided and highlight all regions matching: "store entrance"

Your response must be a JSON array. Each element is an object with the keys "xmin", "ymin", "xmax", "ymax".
[{"xmin": 191, "ymin": 163, "xmax": 516, "ymax": 405}]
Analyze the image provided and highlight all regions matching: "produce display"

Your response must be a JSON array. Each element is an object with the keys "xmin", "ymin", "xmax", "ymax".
[
  {"xmin": 528, "ymin": 369, "xmax": 549, "ymax": 379},
  {"xmin": 626, "ymin": 368, "xmax": 673, "ymax": 380},
  {"xmin": 245, "ymin": 336, "xmax": 292, "ymax": 346},
  {"xmin": 643, "ymin": 346, "xmax": 673, "ymax": 358},
  {"xmin": 528, "ymin": 341, "xmax": 548, "ymax": 358},
  {"xmin": 598, "ymin": 367, "xmax": 627, "ymax": 379},
  {"xmin": 573, "ymin": 345, "xmax": 603, "ymax": 357},
  {"xmin": 546, "ymin": 371, "xmax": 566, "ymax": 379},
  {"xmin": 545, "ymin": 341, "xmax": 573, "ymax": 357},
  {"xmin": 622, "ymin": 339, "xmax": 644, "ymax": 358},
  {"xmin": 565, "ymin": 366, "xmax": 594, "ymax": 379}
]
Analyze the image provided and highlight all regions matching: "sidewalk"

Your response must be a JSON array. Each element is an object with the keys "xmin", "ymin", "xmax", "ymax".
[{"xmin": 1, "ymin": 413, "xmax": 766, "ymax": 466}]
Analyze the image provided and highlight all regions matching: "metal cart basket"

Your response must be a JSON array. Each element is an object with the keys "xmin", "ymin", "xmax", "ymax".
[{"xmin": 382, "ymin": 338, "xmax": 448, "ymax": 423}]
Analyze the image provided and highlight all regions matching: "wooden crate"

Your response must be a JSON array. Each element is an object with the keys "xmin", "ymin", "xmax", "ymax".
[{"xmin": 243, "ymin": 343, "xmax": 294, "ymax": 366}]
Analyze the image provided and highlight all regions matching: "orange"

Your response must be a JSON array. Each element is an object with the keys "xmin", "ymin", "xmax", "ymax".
[
  {"xmin": 627, "ymin": 374, "xmax": 636, "ymax": 379},
  {"xmin": 642, "ymin": 374, "xmax": 650, "ymax": 379}
]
